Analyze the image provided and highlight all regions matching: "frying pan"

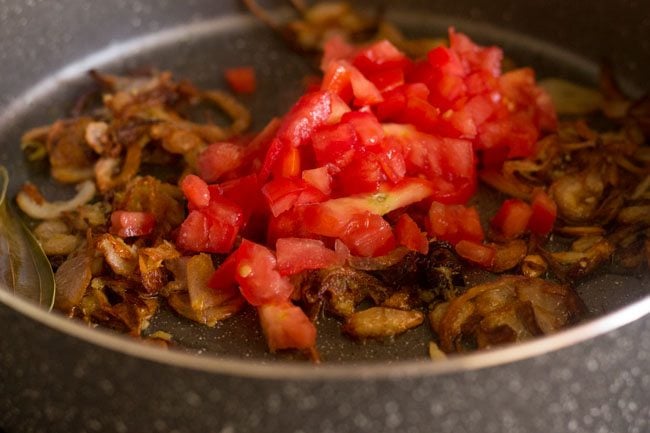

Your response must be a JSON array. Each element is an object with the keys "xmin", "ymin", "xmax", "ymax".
[{"xmin": 0, "ymin": 0, "xmax": 649, "ymax": 432}]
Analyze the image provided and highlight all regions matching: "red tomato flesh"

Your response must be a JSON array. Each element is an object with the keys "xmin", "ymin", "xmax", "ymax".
[
  {"xmin": 258, "ymin": 301, "xmax": 317, "ymax": 352},
  {"xmin": 276, "ymin": 237, "xmax": 345, "ymax": 275},
  {"xmin": 224, "ymin": 67, "xmax": 256, "ymax": 94},
  {"xmin": 490, "ymin": 199, "xmax": 533, "ymax": 239},
  {"xmin": 528, "ymin": 190, "xmax": 557, "ymax": 236},
  {"xmin": 235, "ymin": 240, "xmax": 294, "ymax": 306},
  {"xmin": 110, "ymin": 211, "xmax": 156, "ymax": 238},
  {"xmin": 427, "ymin": 202, "xmax": 484, "ymax": 245},
  {"xmin": 395, "ymin": 214, "xmax": 429, "ymax": 254}
]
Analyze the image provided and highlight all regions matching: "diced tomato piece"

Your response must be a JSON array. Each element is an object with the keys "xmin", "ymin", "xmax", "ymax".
[
  {"xmin": 366, "ymin": 67, "xmax": 405, "ymax": 93},
  {"xmin": 340, "ymin": 212, "xmax": 396, "ymax": 257},
  {"xmin": 311, "ymin": 122, "xmax": 358, "ymax": 168},
  {"xmin": 490, "ymin": 199, "xmax": 533, "ymax": 239},
  {"xmin": 197, "ymin": 142, "xmax": 245, "ymax": 183},
  {"xmin": 181, "ymin": 174, "xmax": 210, "ymax": 209},
  {"xmin": 328, "ymin": 93, "xmax": 352, "ymax": 124},
  {"xmin": 455, "ymin": 240, "xmax": 496, "ymax": 268},
  {"xmin": 302, "ymin": 167, "xmax": 332, "ymax": 195},
  {"xmin": 375, "ymin": 143, "xmax": 406, "ymax": 184},
  {"xmin": 258, "ymin": 138, "xmax": 285, "ymax": 183},
  {"xmin": 267, "ymin": 207, "xmax": 310, "ymax": 245},
  {"xmin": 375, "ymin": 86, "xmax": 407, "ymax": 121},
  {"xmin": 321, "ymin": 34, "xmax": 357, "ymax": 71},
  {"xmin": 302, "ymin": 178, "xmax": 432, "ymax": 238},
  {"xmin": 336, "ymin": 151, "xmax": 386, "ymax": 195},
  {"xmin": 384, "ymin": 124, "xmax": 476, "ymax": 204},
  {"xmin": 261, "ymin": 177, "xmax": 305, "ymax": 217},
  {"xmin": 276, "ymin": 237, "xmax": 345, "ymax": 275},
  {"xmin": 258, "ymin": 301, "xmax": 316, "ymax": 352},
  {"xmin": 305, "ymin": 178, "xmax": 434, "ymax": 238},
  {"xmin": 110, "ymin": 211, "xmax": 156, "ymax": 238},
  {"xmin": 448, "ymin": 28, "xmax": 503, "ymax": 78},
  {"xmin": 235, "ymin": 240, "xmax": 294, "ymax": 306},
  {"xmin": 528, "ymin": 189, "xmax": 557, "ymax": 236},
  {"xmin": 220, "ymin": 174, "xmax": 266, "ymax": 216},
  {"xmin": 276, "ymin": 91, "xmax": 332, "ymax": 148},
  {"xmin": 427, "ymin": 46, "xmax": 464, "ymax": 77},
  {"xmin": 352, "ymin": 39, "xmax": 409, "ymax": 74},
  {"xmin": 295, "ymin": 185, "xmax": 329, "ymax": 206},
  {"xmin": 176, "ymin": 210, "xmax": 209, "ymax": 251},
  {"xmin": 207, "ymin": 251, "xmax": 239, "ymax": 292},
  {"xmin": 395, "ymin": 214, "xmax": 429, "ymax": 254},
  {"xmin": 341, "ymin": 111, "xmax": 383, "ymax": 147},
  {"xmin": 224, "ymin": 67, "xmax": 256, "ymax": 94},
  {"xmin": 322, "ymin": 60, "xmax": 384, "ymax": 107},
  {"xmin": 427, "ymin": 202, "xmax": 484, "ymax": 245}
]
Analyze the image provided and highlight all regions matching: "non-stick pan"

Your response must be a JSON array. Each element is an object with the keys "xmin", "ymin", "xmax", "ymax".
[{"xmin": 0, "ymin": 1, "xmax": 649, "ymax": 432}]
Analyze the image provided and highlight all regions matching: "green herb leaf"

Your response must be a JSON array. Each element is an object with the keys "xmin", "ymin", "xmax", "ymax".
[{"xmin": 0, "ymin": 166, "xmax": 55, "ymax": 310}]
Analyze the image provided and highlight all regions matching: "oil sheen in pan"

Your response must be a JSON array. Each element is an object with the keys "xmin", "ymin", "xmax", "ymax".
[{"xmin": 0, "ymin": 10, "xmax": 647, "ymax": 362}]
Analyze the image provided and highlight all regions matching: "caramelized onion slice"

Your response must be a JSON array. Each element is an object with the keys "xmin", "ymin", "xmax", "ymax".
[{"xmin": 16, "ymin": 180, "xmax": 96, "ymax": 220}]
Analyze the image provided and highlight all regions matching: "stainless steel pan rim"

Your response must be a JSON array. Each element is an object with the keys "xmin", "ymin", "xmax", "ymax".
[{"xmin": 1, "ymin": 285, "xmax": 648, "ymax": 381}]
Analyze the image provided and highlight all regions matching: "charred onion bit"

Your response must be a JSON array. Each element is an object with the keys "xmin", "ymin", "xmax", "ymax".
[{"xmin": 432, "ymin": 276, "xmax": 584, "ymax": 353}]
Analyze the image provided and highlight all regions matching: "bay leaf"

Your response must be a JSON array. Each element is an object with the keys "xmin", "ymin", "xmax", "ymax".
[{"xmin": 0, "ymin": 166, "xmax": 55, "ymax": 310}]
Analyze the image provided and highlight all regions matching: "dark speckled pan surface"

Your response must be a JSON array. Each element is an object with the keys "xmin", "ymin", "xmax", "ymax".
[{"xmin": 0, "ymin": 1, "xmax": 648, "ymax": 432}]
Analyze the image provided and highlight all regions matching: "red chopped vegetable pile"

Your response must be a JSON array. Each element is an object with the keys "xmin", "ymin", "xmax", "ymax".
[{"xmin": 176, "ymin": 28, "xmax": 557, "ymax": 353}]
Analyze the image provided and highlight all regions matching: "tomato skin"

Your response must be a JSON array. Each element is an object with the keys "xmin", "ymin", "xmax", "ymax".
[
  {"xmin": 224, "ymin": 67, "xmax": 256, "ymax": 94},
  {"xmin": 110, "ymin": 211, "xmax": 156, "ymax": 238},
  {"xmin": 277, "ymin": 91, "xmax": 332, "ymax": 148},
  {"xmin": 490, "ymin": 199, "xmax": 533, "ymax": 239},
  {"xmin": 528, "ymin": 190, "xmax": 557, "ymax": 236},
  {"xmin": 235, "ymin": 240, "xmax": 294, "ymax": 306},
  {"xmin": 207, "ymin": 251, "xmax": 239, "ymax": 292},
  {"xmin": 455, "ymin": 240, "xmax": 496, "ymax": 268},
  {"xmin": 395, "ymin": 214, "xmax": 429, "ymax": 254},
  {"xmin": 258, "ymin": 301, "xmax": 316, "ymax": 352},
  {"xmin": 427, "ymin": 202, "xmax": 484, "ymax": 245},
  {"xmin": 276, "ymin": 237, "xmax": 345, "ymax": 275}
]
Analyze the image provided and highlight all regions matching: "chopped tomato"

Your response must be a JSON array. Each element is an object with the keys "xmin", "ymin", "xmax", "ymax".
[
  {"xmin": 311, "ymin": 121, "xmax": 358, "ymax": 168},
  {"xmin": 276, "ymin": 91, "xmax": 332, "ymax": 148},
  {"xmin": 455, "ymin": 240, "xmax": 496, "ymax": 268},
  {"xmin": 383, "ymin": 124, "xmax": 476, "ymax": 204},
  {"xmin": 181, "ymin": 174, "xmax": 210, "ymax": 209},
  {"xmin": 258, "ymin": 301, "xmax": 317, "ymax": 352},
  {"xmin": 234, "ymin": 240, "xmax": 294, "ymax": 306},
  {"xmin": 490, "ymin": 199, "xmax": 533, "ymax": 239},
  {"xmin": 197, "ymin": 142, "xmax": 245, "ymax": 183},
  {"xmin": 302, "ymin": 167, "xmax": 332, "ymax": 195},
  {"xmin": 261, "ymin": 177, "xmax": 305, "ymax": 217},
  {"xmin": 304, "ymin": 178, "xmax": 434, "ymax": 238},
  {"xmin": 176, "ymin": 210, "xmax": 209, "ymax": 251},
  {"xmin": 322, "ymin": 60, "xmax": 383, "ymax": 107},
  {"xmin": 224, "ymin": 67, "xmax": 256, "ymax": 94},
  {"xmin": 110, "ymin": 211, "xmax": 156, "ymax": 238},
  {"xmin": 340, "ymin": 212, "xmax": 396, "ymax": 257},
  {"xmin": 207, "ymin": 251, "xmax": 239, "ymax": 292},
  {"xmin": 528, "ymin": 189, "xmax": 557, "ymax": 236},
  {"xmin": 427, "ymin": 202, "xmax": 484, "ymax": 245},
  {"xmin": 341, "ymin": 111, "xmax": 383, "ymax": 147},
  {"xmin": 276, "ymin": 237, "xmax": 345, "ymax": 275},
  {"xmin": 395, "ymin": 214, "xmax": 429, "ymax": 254}
]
